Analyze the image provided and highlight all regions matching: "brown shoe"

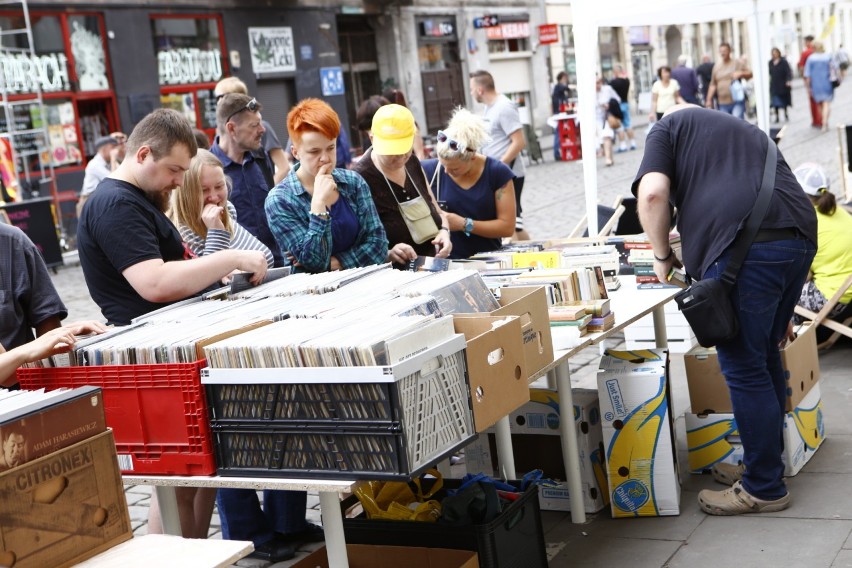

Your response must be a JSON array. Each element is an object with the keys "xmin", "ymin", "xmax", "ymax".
[
  {"xmin": 698, "ymin": 481, "xmax": 790, "ymax": 516},
  {"xmin": 711, "ymin": 462, "xmax": 745, "ymax": 486}
]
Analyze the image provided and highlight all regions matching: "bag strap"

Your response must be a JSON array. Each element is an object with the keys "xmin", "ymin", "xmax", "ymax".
[
  {"xmin": 430, "ymin": 163, "xmax": 441, "ymax": 202},
  {"xmin": 719, "ymin": 136, "xmax": 777, "ymax": 287}
]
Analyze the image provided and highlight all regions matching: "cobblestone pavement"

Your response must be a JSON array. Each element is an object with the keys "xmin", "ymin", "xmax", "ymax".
[{"xmin": 46, "ymin": 77, "xmax": 852, "ymax": 566}]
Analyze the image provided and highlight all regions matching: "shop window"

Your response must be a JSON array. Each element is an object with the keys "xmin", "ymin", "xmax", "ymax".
[
  {"xmin": 487, "ymin": 38, "xmax": 529, "ymax": 54},
  {"xmin": 0, "ymin": 100, "xmax": 81, "ymax": 172},
  {"xmin": 152, "ymin": 15, "xmax": 226, "ymax": 136},
  {"xmin": 560, "ymin": 25, "xmax": 575, "ymax": 49},
  {"xmin": 69, "ymin": 15, "xmax": 109, "ymax": 91},
  {"xmin": 486, "ymin": 21, "xmax": 531, "ymax": 54}
]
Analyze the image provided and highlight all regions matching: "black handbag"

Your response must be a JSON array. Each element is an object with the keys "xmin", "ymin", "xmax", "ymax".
[{"xmin": 674, "ymin": 136, "xmax": 777, "ymax": 347}]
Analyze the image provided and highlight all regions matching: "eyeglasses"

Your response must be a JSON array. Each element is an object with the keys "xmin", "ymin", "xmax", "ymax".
[
  {"xmin": 437, "ymin": 130, "xmax": 470, "ymax": 154},
  {"xmin": 226, "ymin": 98, "xmax": 259, "ymax": 123}
]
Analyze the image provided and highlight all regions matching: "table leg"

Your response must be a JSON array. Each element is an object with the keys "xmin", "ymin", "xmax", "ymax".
[
  {"xmin": 555, "ymin": 360, "xmax": 586, "ymax": 524},
  {"xmin": 493, "ymin": 416, "xmax": 517, "ymax": 480},
  {"xmin": 319, "ymin": 490, "xmax": 349, "ymax": 568},
  {"xmin": 652, "ymin": 305, "xmax": 669, "ymax": 349},
  {"xmin": 154, "ymin": 486, "xmax": 181, "ymax": 536}
]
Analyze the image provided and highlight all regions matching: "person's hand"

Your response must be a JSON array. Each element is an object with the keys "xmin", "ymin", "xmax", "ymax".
[
  {"xmin": 313, "ymin": 163, "xmax": 338, "ymax": 207},
  {"xmin": 64, "ymin": 320, "xmax": 109, "ymax": 337},
  {"xmin": 432, "ymin": 230, "xmax": 452, "ymax": 258},
  {"xmin": 782, "ymin": 320, "xmax": 796, "ymax": 346},
  {"xmin": 201, "ymin": 203, "xmax": 225, "ymax": 230},
  {"xmin": 652, "ymin": 249, "xmax": 683, "ymax": 283},
  {"xmin": 388, "ymin": 243, "xmax": 417, "ymax": 265},
  {"xmin": 329, "ymin": 256, "xmax": 342, "ymax": 271},
  {"xmin": 648, "ymin": 112, "xmax": 656, "ymax": 122},
  {"xmin": 236, "ymin": 251, "xmax": 268, "ymax": 285},
  {"xmin": 285, "ymin": 252, "xmax": 302, "ymax": 268},
  {"xmin": 24, "ymin": 327, "xmax": 79, "ymax": 362}
]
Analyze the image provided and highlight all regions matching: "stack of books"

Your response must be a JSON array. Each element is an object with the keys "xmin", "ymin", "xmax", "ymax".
[{"xmin": 623, "ymin": 233, "xmax": 682, "ymax": 288}]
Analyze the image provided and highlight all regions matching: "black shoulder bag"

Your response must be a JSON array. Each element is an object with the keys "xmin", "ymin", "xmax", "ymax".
[{"xmin": 674, "ymin": 137, "xmax": 777, "ymax": 348}]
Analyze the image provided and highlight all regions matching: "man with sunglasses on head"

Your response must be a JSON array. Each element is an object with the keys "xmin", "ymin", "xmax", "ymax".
[
  {"xmin": 214, "ymin": 77, "xmax": 289, "ymax": 183},
  {"xmin": 211, "ymin": 93, "xmax": 284, "ymax": 267}
]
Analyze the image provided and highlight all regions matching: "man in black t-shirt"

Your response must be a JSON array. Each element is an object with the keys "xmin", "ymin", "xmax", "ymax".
[
  {"xmin": 609, "ymin": 66, "xmax": 636, "ymax": 152},
  {"xmin": 632, "ymin": 104, "xmax": 816, "ymax": 517},
  {"xmin": 77, "ymin": 108, "xmax": 268, "ymax": 326},
  {"xmin": 551, "ymin": 72, "xmax": 571, "ymax": 160},
  {"xmin": 696, "ymin": 54, "xmax": 715, "ymax": 102}
]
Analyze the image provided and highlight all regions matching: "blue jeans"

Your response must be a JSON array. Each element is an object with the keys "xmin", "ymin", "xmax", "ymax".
[
  {"xmin": 217, "ymin": 489, "xmax": 308, "ymax": 546},
  {"xmin": 703, "ymin": 238, "xmax": 815, "ymax": 500},
  {"xmin": 717, "ymin": 102, "xmax": 745, "ymax": 119}
]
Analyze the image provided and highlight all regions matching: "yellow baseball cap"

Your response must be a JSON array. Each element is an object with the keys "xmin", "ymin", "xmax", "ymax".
[{"xmin": 371, "ymin": 104, "xmax": 415, "ymax": 156}]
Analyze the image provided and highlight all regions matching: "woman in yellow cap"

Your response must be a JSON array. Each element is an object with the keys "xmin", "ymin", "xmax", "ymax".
[{"xmin": 352, "ymin": 104, "xmax": 451, "ymax": 268}]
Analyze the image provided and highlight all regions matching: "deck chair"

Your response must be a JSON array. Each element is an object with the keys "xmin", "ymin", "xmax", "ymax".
[
  {"xmin": 568, "ymin": 195, "xmax": 625, "ymax": 238},
  {"xmin": 793, "ymin": 273, "xmax": 852, "ymax": 349}
]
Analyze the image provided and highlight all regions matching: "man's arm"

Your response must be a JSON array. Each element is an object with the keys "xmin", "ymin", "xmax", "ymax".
[
  {"xmin": 122, "ymin": 250, "xmax": 268, "ymax": 303},
  {"xmin": 636, "ymin": 172, "xmax": 676, "ymax": 282},
  {"xmin": 268, "ymin": 148, "xmax": 290, "ymax": 184},
  {"xmin": 501, "ymin": 129, "xmax": 525, "ymax": 166}
]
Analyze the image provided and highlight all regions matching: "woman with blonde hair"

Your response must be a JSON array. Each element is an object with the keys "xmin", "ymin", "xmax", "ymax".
[
  {"xmin": 170, "ymin": 149, "xmax": 273, "ymax": 268},
  {"xmin": 421, "ymin": 107, "xmax": 515, "ymax": 259}
]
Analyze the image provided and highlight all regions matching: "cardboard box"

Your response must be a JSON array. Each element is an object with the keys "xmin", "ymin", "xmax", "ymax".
[
  {"xmin": 685, "ymin": 382, "xmax": 825, "ymax": 476},
  {"xmin": 463, "ymin": 386, "xmax": 609, "ymax": 513},
  {"xmin": 597, "ymin": 349, "xmax": 680, "ymax": 517},
  {"xmin": 0, "ymin": 429, "xmax": 132, "ymax": 568},
  {"xmin": 684, "ymin": 346, "xmax": 731, "ymax": 413},
  {"xmin": 453, "ymin": 316, "xmax": 528, "ymax": 432},
  {"xmin": 292, "ymin": 544, "xmax": 478, "ymax": 568},
  {"xmin": 458, "ymin": 286, "xmax": 554, "ymax": 377},
  {"xmin": 685, "ymin": 323, "xmax": 820, "ymax": 414},
  {"xmin": 780, "ymin": 322, "xmax": 820, "ymax": 411}
]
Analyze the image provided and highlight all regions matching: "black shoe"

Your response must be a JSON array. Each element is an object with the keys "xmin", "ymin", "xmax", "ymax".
[
  {"xmin": 249, "ymin": 535, "xmax": 297, "ymax": 562},
  {"xmin": 277, "ymin": 522, "xmax": 325, "ymax": 546}
]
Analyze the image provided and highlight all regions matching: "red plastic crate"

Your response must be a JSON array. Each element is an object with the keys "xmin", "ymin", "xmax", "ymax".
[{"xmin": 17, "ymin": 360, "xmax": 215, "ymax": 476}]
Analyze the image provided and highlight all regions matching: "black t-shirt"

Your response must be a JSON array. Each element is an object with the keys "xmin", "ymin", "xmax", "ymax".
[
  {"xmin": 551, "ymin": 83, "xmax": 571, "ymax": 114},
  {"xmin": 631, "ymin": 107, "xmax": 817, "ymax": 279},
  {"xmin": 609, "ymin": 77, "xmax": 630, "ymax": 103},
  {"xmin": 78, "ymin": 178, "xmax": 192, "ymax": 325}
]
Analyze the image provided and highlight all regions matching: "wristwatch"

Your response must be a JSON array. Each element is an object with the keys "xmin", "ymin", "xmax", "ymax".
[{"xmin": 464, "ymin": 217, "xmax": 474, "ymax": 237}]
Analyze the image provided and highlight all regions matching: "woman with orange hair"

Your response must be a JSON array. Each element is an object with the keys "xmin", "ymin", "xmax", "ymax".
[{"xmin": 265, "ymin": 98, "xmax": 387, "ymax": 272}]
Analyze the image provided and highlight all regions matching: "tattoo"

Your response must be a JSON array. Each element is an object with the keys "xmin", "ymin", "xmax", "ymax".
[{"xmin": 496, "ymin": 187, "xmax": 504, "ymax": 201}]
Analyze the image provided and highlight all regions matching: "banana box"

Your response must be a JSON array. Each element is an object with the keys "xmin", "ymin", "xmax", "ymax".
[
  {"xmin": 685, "ymin": 382, "xmax": 825, "ymax": 476},
  {"xmin": 597, "ymin": 349, "xmax": 680, "ymax": 518},
  {"xmin": 685, "ymin": 413, "xmax": 744, "ymax": 473}
]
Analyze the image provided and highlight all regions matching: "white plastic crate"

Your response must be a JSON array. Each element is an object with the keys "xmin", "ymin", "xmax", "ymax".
[{"xmin": 202, "ymin": 335, "xmax": 474, "ymax": 479}]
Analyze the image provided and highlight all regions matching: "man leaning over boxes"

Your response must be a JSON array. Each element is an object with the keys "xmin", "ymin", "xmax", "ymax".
[{"xmin": 633, "ymin": 104, "xmax": 817, "ymax": 515}]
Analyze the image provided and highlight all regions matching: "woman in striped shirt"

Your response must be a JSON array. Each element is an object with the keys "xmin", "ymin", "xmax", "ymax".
[{"xmin": 170, "ymin": 149, "xmax": 274, "ymax": 268}]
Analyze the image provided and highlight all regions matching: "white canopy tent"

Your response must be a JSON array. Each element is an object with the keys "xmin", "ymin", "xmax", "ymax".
[{"xmin": 571, "ymin": 0, "xmax": 833, "ymax": 234}]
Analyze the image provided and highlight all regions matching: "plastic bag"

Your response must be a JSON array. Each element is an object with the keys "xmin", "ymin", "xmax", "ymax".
[{"xmin": 353, "ymin": 468, "xmax": 443, "ymax": 522}]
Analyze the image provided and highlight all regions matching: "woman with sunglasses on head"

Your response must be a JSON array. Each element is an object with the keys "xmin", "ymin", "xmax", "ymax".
[
  {"xmin": 170, "ymin": 149, "xmax": 274, "ymax": 269},
  {"xmin": 265, "ymin": 98, "xmax": 388, "ymax": 273},
  {"xmin": 352, "ymin": 104, "xmax": 451, "ymax": 268},
  {"xmin": 421, "ymin": 107, "xmax": 516, "ymax": 259}
]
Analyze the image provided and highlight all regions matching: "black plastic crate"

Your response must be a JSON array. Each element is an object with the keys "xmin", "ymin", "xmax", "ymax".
[
  {"xmin": 341, "ymin": 479, "xmax": 547, "ymax": 568},
  {"xmin": 205, "ymin": 382, "xmax": 399, "ymax": 425},
  {"xmin": 211, "ymin": 423, "xmax": 473, "ymax": 481}
]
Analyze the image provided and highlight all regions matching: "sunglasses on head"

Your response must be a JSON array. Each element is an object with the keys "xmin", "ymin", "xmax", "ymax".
[
  {"xmin": 437, "ymin": 130, "xmax": 469, "ymax": 154},
  {"xmin": 226, "ymin": 97, "xmax": 259, "ymax": 122}
]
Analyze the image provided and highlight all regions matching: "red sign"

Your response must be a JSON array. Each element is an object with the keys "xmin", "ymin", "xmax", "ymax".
[
  {"xmin": 486, "ymin": 22, "xmax": 530, "ymax": 40},
  {"xmin": 539, "ymin": 24, "xmax": 559, "ymax": 45}
]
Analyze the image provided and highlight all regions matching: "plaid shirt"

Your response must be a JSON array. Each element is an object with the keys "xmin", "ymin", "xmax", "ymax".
[{"xmin": 265, "ymin": 164, "xmax": 388, "ymax": 273}]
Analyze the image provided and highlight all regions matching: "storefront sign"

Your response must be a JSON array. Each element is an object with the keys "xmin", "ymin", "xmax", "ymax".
[
  {"xmin": 419, "ymin": 20, "xmax": 455, "ymax": 38},
  {"xmin": 0, "ymin": 52, "xmax": 70, "ymax": 93},
  {"xmin": 158, "ymin": 48, "xmax": 223, "ymax": 86},
  {"xmin": 629, "ymin": 26, "xmax": 651, "ymax": 45},
  {"xmin": 538, "ymin": 24, "xmax": 559, "ymax": 45},
  {"xmin": 248, "ymin": 27, "xmax": 296, "ymax": 74},
  {"xmin": 486, "ymin": 22, "xmax": 530, "ymax": 40},
  {"xmin": 473, "ymin": 16, "xmax": 500, "ymax": 29},
  {"xmin": 320, "ymin": 67, "xmax": 344, "ymax": 96}
]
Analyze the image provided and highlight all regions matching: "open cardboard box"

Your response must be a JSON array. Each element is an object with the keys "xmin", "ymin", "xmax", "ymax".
[
  {"xmin": 685, "ymin": 322, "xmax": 820, "ymax": 413},
  {"xmin": 456, "ymin": 286, "xmax": 553, "ymax": 378},
  {"xmin": 453, "ymin": 315, "xmax": 528, "ymax": 432},
  {"xmin": 292, "ymin": 544, "xmax": 478, "ymax": 568}
]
